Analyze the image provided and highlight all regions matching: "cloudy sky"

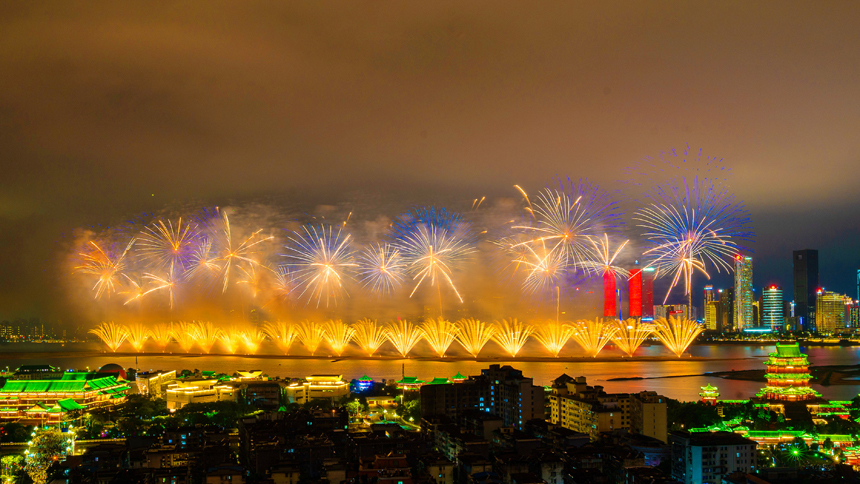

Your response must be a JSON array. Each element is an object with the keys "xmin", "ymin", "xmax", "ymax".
[{"xmin": 1, "ymin": 1, "xmax": 859, "ymax": 322}]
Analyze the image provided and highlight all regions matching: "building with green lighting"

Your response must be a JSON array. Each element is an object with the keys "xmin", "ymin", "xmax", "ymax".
[
  {"xmin": 756, "ymin": 343, "xmax": 821, "ymax": 402},
  {"xmin": 0, "ymin": 372, "xmax": 129, "ymax": 423}
]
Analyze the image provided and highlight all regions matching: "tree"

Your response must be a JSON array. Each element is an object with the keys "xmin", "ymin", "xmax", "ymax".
[{"xmin": 25, "ymin": 429, "xmax": 71, "ymax": 484}]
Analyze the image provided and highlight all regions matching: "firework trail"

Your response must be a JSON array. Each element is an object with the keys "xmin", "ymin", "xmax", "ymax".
[
  {"xmin": 150, "ymin": 323, "xmax": 174, "ymax": 352},
  {"xmin": 652, "ymin": 316, "xmax": 703, "ymax": 357},
  {"xmin": 517, "ymin": 241, "xmax": 568, "ymax": 304},
  {"xmin": 533, "ymin": 320, "xmax": 573, "ymax": 357},
  {"xmin": 138, "ymin": 267, "xmax": 180, "ymax": 309},
  {"xmin": 384, "ymin": 320, "xmax": 424, "ymax": 357},
  {"xmin": 190, "ymin": 321, "xmax": 221, "ymax": 354},
  {"xmin": 218, "ymin": 330, "xmax": 241, "ymax": 354},
  {"xmin": 582, "ymin": 234, "xmax": 630, "ymax": 317},
  {"xmin": 323, "ymin": 320, "xmax": 356, "ymax": 356},
  {"xmin": 263, "ymin": 321, "xmax": 298, "ymax": 354},
  {"xmin": 390, "ymin": 207, "xmax": 475, "ymax": 310},
  {"xmin": 455, "ymin": 318, "xmax": 495, "ymax": 358},
  {"xmin": 75, "ymin": 240, "xmax": 135, "ymax": 299},
  {"xmin": 420, "ymin": 318, "xmax": 459, "ymax": 357},
  {"xmin": 511, "ymin": 178, "xmax": 620, "ymax": 278},
  {"xmin": 636, "ymin": 176, "xmax": 753, "ymax": 303},
  {"xmin": 570, "ymin": 319, "xmax": 618, "ymax": 357},
  {"xmin": 622, "ymin": 145, "xmax": 734, "ymax": 189},
  {"xmin": 239, "ymin": 327, "xmax": 266, "ymax": 354},
  {"xmin": 89, "ymin": 322, "xmax": 128, "ymax": 352},
  {"xmin": 491, "ymin": 319, "xmax": 532, "ymax": 357},
  {"xmin": 123, "ymin": 323, "xmax": 152, "ymax": 352},
  {"xmin": 283, "ymin": 224, "xmax": 357, "ymax": 307},
  {"xmin": 296, "ymin": 320, "xmax": 326, "ymax": 355},
  {"xmin": 351, "ymin": 319, "xmax": 388, "ymax": 356},
  {"xmin": 609, "ymin": 318, "xmax": 654, "ymax": 357},
  {"xmin": 185, "ymin": 238, "xmax": 221, "ymax": 284},
  {"xmin": 357, "ymin": 243, "xmax": 406, "ymax": 297},
  {"xmin": 137, "ymin": 218, "xmax": 198, "ymax": 274},
  {"xmin": 200, "ymin": 208, "xmax": 273, "ymax": 294},
  {"xmin": 173, "ymin": 322, "xmax": 197, "ymax": 353}
]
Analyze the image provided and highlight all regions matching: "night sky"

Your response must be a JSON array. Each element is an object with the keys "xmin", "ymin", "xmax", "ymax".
[{"xmin": 1, "ymin": 2, "xmax": 860, "ymax": 322}]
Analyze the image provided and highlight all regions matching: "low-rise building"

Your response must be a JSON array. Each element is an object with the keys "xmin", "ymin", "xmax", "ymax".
[
  {"xmin": 284, "ymin": 375, "xmax": 350, "ymax": 404},
  {"xmin": 165, "ymin": 378, "xmax": 236, "ymax": 409},
  {"xmin": 669, "ymin": 431, "xmax": 757, "ymax": 484},
  {"xmin": 137, "ymin": 370, "xmax": 177, "ymax": 398}
]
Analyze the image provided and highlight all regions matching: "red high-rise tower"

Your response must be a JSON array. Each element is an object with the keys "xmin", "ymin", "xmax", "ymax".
[
  {"xmin": 628, "ymin": 269, "xmax": 642, "ymax": 317},
  {"xmin": 641, "ymin": 268, "xmax": 655, "ymax": 318},
  {"xmin": 603, "ymin": 271, "xmax": 617, "ymax": 317}
]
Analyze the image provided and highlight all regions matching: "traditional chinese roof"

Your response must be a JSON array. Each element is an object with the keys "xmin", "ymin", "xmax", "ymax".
[
  {"xmin": 56, "ymin": 399, "xmax": 86, "ymax": 411},
  {"xmin": 764, "ymin": 373, "xmax": 811, "ymax": 380},
  {"xmin": 774, "ymin": 343, "xmax": 804, "ymax": 358},
  {"xmin": 396, "ymin": 377, "xmax": 424, "ymax": 385},
  {"xmin": 451, "ymin": 372, "xmax": 466, "ymax": 380},
  {"xmin": 429, "ymin": 377, "xmax": 451, "ymax": 385},
  {"xmin": 756, "ymin": 386, "xmax": 822, "ymax": 397},
  {"xmin": 358, "ymin": 374, "xmax": 374, "ymax": 382}
]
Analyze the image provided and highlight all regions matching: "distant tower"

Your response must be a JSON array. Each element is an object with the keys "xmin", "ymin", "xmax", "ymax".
[
  {"xmin": 629, "ymin": 267, "xmax": 643, "ymax": 318},
  {"xmin": 762, "ymin": 286, "xmax": 784, "ymax": 330},
  {"xmin": 734, "ymin": 256, "xmax": 754, "ymax": 331},
  {"xmin": 793, "ymin": 250, "xmax": 819, "ymax": 331},
  {"xmin": 641, "ymin": 267, "xmax": 655, "ymax": 319},
  {"xmin": 703, "ymin": 285, "xmax": 715, "ymax": 325},
  {"xmin": 719, "ymin": 288, "xmax": 735, "ymax": 331}
]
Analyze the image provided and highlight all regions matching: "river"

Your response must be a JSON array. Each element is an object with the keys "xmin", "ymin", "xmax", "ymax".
[{"xmin": 1, "ymin": 341, "xmax": 859, "ymax": 402}]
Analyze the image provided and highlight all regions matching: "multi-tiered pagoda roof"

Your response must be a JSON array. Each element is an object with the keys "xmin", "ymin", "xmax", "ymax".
[{"xmin": 756, "ymin": 343, "xmax": 821, "ymax": 402}]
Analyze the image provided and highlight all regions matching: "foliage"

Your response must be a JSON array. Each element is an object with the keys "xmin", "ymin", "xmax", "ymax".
[
  {"xmin": 0, "ymin": 423, "xmax": 35, "ymax": 443},
  {"xmin": 170, "ymin": 401, "xmax": 253, "ymax": 429},
  {"xmin": 24, "ymin": 429, "xmax": 70, "ymax": 484},
  {"xmin": 666, "ymin": 399, "xmax": 720, "ymax": 430}
]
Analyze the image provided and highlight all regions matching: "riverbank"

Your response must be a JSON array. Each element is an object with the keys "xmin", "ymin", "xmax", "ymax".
[{"xmin": 608, "ymin": 363, "xmax": 860, "ymax": 386}]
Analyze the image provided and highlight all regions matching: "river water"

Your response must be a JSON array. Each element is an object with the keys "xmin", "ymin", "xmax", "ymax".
[{"xmin": 1, "ymin": 342, "xmax": 859, "ymax": 402}]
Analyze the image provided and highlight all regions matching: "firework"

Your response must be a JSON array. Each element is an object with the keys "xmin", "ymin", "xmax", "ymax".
[
  {"xmin": 263, "ymin": 321, "xmax": 298, "ymax": 354},
  {"xmin": 652, "ymin": 316, "xmax": 703, "ymax": 357},
  {"xmin": 239, "ymin": 328, "xmax": 266, "ymax": 354},
  {"xmin": 583, "ymin": 234, "xmax": 630, "ymax": 317},
  {"xmin": 357, "ymin": 243, "xmax": 406, "ymax": 297},
  {"xmin": 390, "ymin": 207, "xmax": 475, "ymax": 307},
  {"xmin": 517, "ymin": 242, "xmax": 567, "ymax": 304},
  {"xmin": 218, "ymin": 330, "xmax": 241, "ymax": 354},
  {"xmin": 237, "ymin": 263, "xmax": 272, "ymax": 299},
  {"xmin": 185, "ymin": 238, "xmax": 222, "ymax": 283},
  {"xmin": 89, "ymin": 322, "xmax": 128, "ymax": 352},
  {"xmin": 283, "ymin": 224, "xmax": 357, "ymax": 307},
  {"xmin": 609, "ymin": 318, "xmax": 654, "ymax": 357},
  {"xmin": 173, "ymin": 322, "xmax": 197, "ymax": 353},
  {"xmin": 455, "ymin": 318, "xmax": 495, "ymax": 357},
  {"xmin": 139, "ymin": 267, "xmax": 180, "ymax": 309},
  {"xmin": 124, "ymin": 323, "xmax": 152, "ymax": 352},
  {"xmin": 512, "ymin": 178, "xmax": 620, "ymax": 276},
  {"xmin": 384, "ymin": 320, "xmax": 424, "ymax": 357},
  {"xmin": 323, "ymin": 320, "xmax": 355, "ymax": 356},
  {"xmin": 150, "ymin": 323, "xmax": 174, "ymax": 351},
  {"xmin": 190, "ymin": 321, "xmax": 221, "ymax": 354},
  {"xmin": 351, "ymin": 319, "xmax": 388, "ymax": 356},
  {"xmin": 75, "ymin": 240, "xmax": 135, "ymax": 299},
  {"xmin": 570, "ymin": 319, "xmax": 618, "ymax": 357},
  {"xmin": 420, "ymin": 318, "xmax": 459, "ymax": 357},
  {"xmin": 491, "ymin": 319, "xmax": 532, "ymax": 357},
  {"xmin": 635, "ymin": 176, "xmax": 752, "ymax": 304},
  {"xmin": 201, "ymin": 208, "xmax": 274, "ymax": 293},
  {"xmin": 296, "ymin": 320, "xmax": 326, "ymax": 355},
  {"xmin": 137, "ymin": 218, "xmax": 197, "ymax": 274},
  {"xmin": 532, "ymin": 320, "xmax": 573, "ymax": 357}
]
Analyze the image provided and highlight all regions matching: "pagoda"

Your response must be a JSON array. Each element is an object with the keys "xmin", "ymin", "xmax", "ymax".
[
  {"xmin": 756, "ymin": 343, "xmax": 822, "ymax": 402},
  {"xmin": 699, "ymin": 384, "xmax": 720, "ymax": 405}
]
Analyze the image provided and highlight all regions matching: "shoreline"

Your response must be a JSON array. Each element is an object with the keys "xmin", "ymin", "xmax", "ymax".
[{"xmin": 609, "ymin": 363, "xmax": 860, "ymax": 386}]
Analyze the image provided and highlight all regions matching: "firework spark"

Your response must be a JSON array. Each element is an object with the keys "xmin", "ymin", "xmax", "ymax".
[
  {"xmin": 570, "ymin": 319, "xmax": 618, "ymax": 357},
  {"xmin": 150, "ymin": 323, "xmax": 174, "ymax": 352},
  {"xmin": 323, "ymin": 320, "xmax": 355, "ymax": 356},
  {"xmin": 652, "ymin": 316, "xmax": 703, "ymax": 357},
  {"xmin": 75, "ymin": 240, "xmax": 135, "ymax": 299},
  {"xmin": 218, "ymin": 330, "xmax": 241, "ymax": 354},
  {"xmin": 89, "ymin": 322, "xmax": 128, "ymax": 352},
  {"xmin": 390, "ymin": 207, "xmax": 474, "ymax": 307},
  {"xmin": 420, "ymin": 318, "xmax": 459, "ymax": 357},
  {"xmin": 636, "ymin": 176, "xmax": 752, "ymax": 303},
  {"xmin": 351, "ymin": 319, "xmax": 388, "ymax": 356},
  {"xmin": 201, "ymin": 208, "xmax": 274, "ymax": 293},
  {"xmin": 491, "ymin": 318, "xmax": 532, "ymax": 357},
  {"xmin": 124, "ymin": 323, "xmax": 152, "ymax": 352},
  {"xmin": 357, "ymin": 243, "xmax": 406, "ymax": 297},
  {"xmin": 190, "ymin": 321, "xmax": 221, "ymax": 354},
  {"xmin": 296, "ymin": 320, "xmax": 326, "ymax": 355},
  {"xmin": 455, "ymin": 318, "xmax": 495, "ymax": 358},
  {"xmin": 609, "ymin": 318, "xmax": 654, "ymax": 357},
  {"xmin": 139, "ymin": 267, "xmax": 180, "ymax": 309},
  {"xmin": 263, "ymin": 321, "xmax": 298, "ymax": 354},
  {"xmin": 384, "ymin": 320, "xmax": 424, "ymax": 357},
  {"xmin": 173, "ymin": 322, "xmax": 197, "ymax": 353},
  {"xmin": 532, "ymin": 320, "xmax": 573, "ymax": 357},
  {"xmin": 583, "ymin": 234, "xmax": 629, "ymax": 317},
  {"xmin": 138, "ymin": 218, "xmax": 197, "ymax": 274},
  {"xmin": 239, "ymin": 328, "xmax": 266, "ymax": 354},
  {"xmin": 283, "ymin": 224, "xmax": 357, "ymax": 307}
]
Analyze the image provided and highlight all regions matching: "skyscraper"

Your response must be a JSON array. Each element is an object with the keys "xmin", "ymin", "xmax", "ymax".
[
  {"xmin": 703, "ymin": 286, "xmax": 716, "ymax": 330},
  {"xmin": 719, "ymin": 288, "xmax": 734, "ymax": 332},
  {"xmin": 734, "ymin": 256, "xmax": 754, "ymax": 331},
  {"xmin": 629, "ymin": 267, "xmax": 643, "ymax": 318},
  {"xmin": 793, "ymin": 250, "xmax": 819, "ymax": 331},
  {"xmin": 704, "ymin": 301, "xmax": 719, "ymax": 331},
  {"xmin": 762, "ymin": 286, "xmax": 784, "ymax": 330},
  {"xmin": 815, "ymin": 290, "xmax": 849, "ymax": 334},
  {"xmin": 642, "ymin": 267, "xmax": 655, "ymax": 319}
]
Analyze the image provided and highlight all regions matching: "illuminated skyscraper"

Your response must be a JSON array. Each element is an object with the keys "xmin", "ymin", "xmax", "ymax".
[
  {"xmin": 734, "ymin": 256, "xmax": 754, "ymax": 331},
  {"xmin": 703, "ymin": 285, "xmax": 716, "ymax": 330},
  {"xmin": 642, "ymin": 267, "xmax": 655, "ymax": 319},
  {"xmin": 849, "ymin": 302, "xmax": 860, "ymax": 332},
  {"xmin": 629, "ymin": 267, "xmax": 643, "ymax": 318},
  {"xmin": 704, "ymin": 301, "xmax": 719, "ymax": 331},
  {"xmin": 762, "ymin": 286, "xmax": 784, "ymax": 330},
  {"xmin": 718, "ymin": 288, "xmax": 734, "ymax": 332},
  {"xmin": 815, "ymin": 290, "xmax": 849, "ymax": 334},
  {"xmin": 793, "ymin": 250, "xmax": 819, "ymax": 331}
]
